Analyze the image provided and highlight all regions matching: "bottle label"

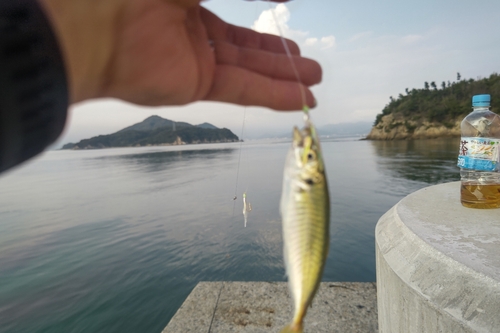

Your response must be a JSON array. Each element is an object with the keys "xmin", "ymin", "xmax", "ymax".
[{"xmin": 457, "ymin": 137, "xmax": 500, "ymax": 171}]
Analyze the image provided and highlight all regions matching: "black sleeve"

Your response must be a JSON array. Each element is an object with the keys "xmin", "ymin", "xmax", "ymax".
[{"xmin": 0, "ymin": 0, "xmax": 68, "ymax": 174}]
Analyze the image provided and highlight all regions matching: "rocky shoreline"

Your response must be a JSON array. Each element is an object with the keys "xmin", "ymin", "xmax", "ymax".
[
  {"xmin": 365, "ymin": 114, "xmax": 461, "ymax": 140},
  {"xmin": 66, "ymin": 136, "xmax": 240, "ymax": 150}
]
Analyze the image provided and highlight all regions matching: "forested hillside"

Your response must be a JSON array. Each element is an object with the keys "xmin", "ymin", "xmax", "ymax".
[{"xmin": 367, "ymin": 73, "xmax": 500, "ymax": 140}]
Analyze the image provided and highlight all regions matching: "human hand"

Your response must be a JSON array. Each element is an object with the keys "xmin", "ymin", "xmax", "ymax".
[{"xmin": 40, "ymin": 0, "xmax": 321, "ymax": 111}]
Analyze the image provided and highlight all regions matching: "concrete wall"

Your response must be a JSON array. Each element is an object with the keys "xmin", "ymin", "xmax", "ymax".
[{"xmin": 375, "ymin": 182, "xmax": 500, "ymax": 333}]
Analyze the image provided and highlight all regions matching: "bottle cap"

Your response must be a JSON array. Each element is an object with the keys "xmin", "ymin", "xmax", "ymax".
[{"xmin": 472, "ymin": 94, "xmax": 491, "ymax": 107}]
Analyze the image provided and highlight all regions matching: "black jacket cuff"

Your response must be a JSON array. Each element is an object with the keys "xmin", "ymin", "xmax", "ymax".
[{"xmin": 0, "ymin": 0, "xmax": 69, "ymax": 173}]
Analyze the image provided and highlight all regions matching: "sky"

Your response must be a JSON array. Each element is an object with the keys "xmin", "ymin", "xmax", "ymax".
[{"xmin": 58, "ymin": 0, "xmax": 500, "ymax": 145}]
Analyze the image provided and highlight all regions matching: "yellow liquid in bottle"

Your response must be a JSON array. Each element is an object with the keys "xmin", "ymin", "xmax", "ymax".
[{"xmin": 460, "ymin": 183, "xmax": 500, "ymax": 209}]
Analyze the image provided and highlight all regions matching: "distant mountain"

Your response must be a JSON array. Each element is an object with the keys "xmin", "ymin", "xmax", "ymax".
[
  {"xmin": 254, "ymin": 121, "xmax": 372, "ymax": 139},
  {"xmin": 196, "ymin": 122, "xmax": 219, "ymax": 129},
  {"xmin": 117, "ymin": 115, "xmax": 191, "ymax": 132},
  {"xmin": 62, "ymin": 116, "xmax": 237, "ymax": 150}
]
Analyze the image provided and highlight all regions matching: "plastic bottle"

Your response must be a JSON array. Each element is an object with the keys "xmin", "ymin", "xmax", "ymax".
[{"xmin": 458, "ymin": 94, "xmax": 500, "ymax": 208}]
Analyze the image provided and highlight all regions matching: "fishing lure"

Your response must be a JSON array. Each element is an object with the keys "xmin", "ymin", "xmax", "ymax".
[{"xmin": 243, "ymin": 192, "xmax": 252, "ymax": 227}]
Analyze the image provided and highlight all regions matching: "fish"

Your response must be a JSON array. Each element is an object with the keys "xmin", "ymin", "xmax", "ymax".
[{"xmin": 279, "ymin": 120, "xmax": 330, "ymax": 333}]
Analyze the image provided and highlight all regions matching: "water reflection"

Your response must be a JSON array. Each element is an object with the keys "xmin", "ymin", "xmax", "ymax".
[
  {"xmin": 92, "ymin": 148, "xmax": 234, "ymax": 173},
  {"xmin": 370, "ymin": 138, "xmax": 461, "ymax": 184}
]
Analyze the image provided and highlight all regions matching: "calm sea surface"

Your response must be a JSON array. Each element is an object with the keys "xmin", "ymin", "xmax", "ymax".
[{"xmin": 0, "ymin": 138, "xmax": 460, "ymax": 333}]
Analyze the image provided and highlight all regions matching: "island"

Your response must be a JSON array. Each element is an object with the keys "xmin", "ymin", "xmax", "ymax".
[
  {"xmin": 366, "ymin": 73, "xmax": 500, "ymax": 140},
  {"xmin": 62, "ymin": 116, "xmax": 240, "ymax": 149}
]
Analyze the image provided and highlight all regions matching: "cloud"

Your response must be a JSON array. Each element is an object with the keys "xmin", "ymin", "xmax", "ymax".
[
  {"xmin": 305, "ymin": 29, "xmax": 478, "ymax": 125},
  {"xmin": 252, "ymin": 4, "xmax": 335, "ymax": 50},
  {"xmin": 349, "ymin": 31, "xmax": 373, "ymax": 42},
  {"xmin": 402, "ymin": 34, "xmax": 424, "ymax": 44},
  {"xmin": 320, "ymin": 36, "xmax": 336, "ymax": 49},
  {"xmin": 251, "ymin": 3, "xmax": 293, "ymax": 37},
  {"xmin": 305, "ymin": 37, "xmax": 318, "ymax": 46}
]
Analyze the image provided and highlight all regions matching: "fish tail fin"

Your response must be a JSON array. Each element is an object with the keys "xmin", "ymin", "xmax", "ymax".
[{"xmin": 280, "ymin": 323, "xmax": 303, "ymax": 333}]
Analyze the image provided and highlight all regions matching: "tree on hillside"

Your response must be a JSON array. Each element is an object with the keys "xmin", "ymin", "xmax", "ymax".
[
  {"xmin": 457, "ymin": 72, "xmax": 461, "ymax": 81},
  {"xmin": 424, "ymin": 82, "xmax": 430, "ymax": 90},
  {"xmin": 373, "ymin": 73, "xmax": 500, "ymax": 126}
]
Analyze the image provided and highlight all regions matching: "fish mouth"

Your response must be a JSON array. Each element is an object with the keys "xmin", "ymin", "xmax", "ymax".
[
  {"xmin": 292, "ymin": 122, "xmax": 314, "ymax": 149},
  {"xmin": 292, "ymin": 121, "xmax": 324, "ymax": 174}
]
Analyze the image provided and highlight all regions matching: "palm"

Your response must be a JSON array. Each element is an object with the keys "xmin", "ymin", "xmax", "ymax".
[
  {"xmin": 102, "ymin": 0, "xmax": 214, "ymax": 106},
  {"xmin": 103, "ymin": 0, "xmax": 321, "ymax": 110}
]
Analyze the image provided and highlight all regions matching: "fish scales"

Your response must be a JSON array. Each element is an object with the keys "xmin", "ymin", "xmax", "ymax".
[{"xmin": 280, "ymin": 124, "xmax": 330, "ymax": 333}]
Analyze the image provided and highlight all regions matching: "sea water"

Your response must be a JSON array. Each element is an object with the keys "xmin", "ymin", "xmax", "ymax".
[{"xmin": 0, "ymin": 138, "xmax": 460, "ymax": 333}]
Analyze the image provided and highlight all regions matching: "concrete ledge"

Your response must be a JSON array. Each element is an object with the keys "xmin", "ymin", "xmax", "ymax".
[
  {"xmin": 376, "ymin": 182, "xmax": 500, "ymax": 333},
  {"xmin": 163, "ymin": 282, "xmax": 378, "ymax": 332}
]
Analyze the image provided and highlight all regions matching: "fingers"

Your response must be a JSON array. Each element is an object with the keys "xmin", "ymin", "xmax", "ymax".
[
  {"xmin": 200, "ymin": 6, "xmax": 320, "ymax": 111},
  {"xmin": 200, "ymin": 7, "xmax": 300, "ymax": 55},
  {"xmin": 205, "ymin": 65, "xmax": 316, "ymax": 111},
  {"xmin": 213, "ymin": 40, "xmax": 321, "ymax": 86}
]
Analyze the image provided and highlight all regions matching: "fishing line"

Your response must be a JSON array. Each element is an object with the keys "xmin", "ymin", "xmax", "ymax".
[
  {"xmin": 231, "ymin": 1, "xmax": 310, "ymax": 219},
  {"xmin": 233, "ymin": 107, "xmax": 247, "ymax": 201},
  {"xmin": 230, "ymin": 1, "xmax": 264, "ymax": 219},
  {"xmin": 207, "ymin": 282, "xmax": 224, "ymax": 333},
  {"xmin": 266, "ymin": 0, "xmax": 310, "ymax": 119},
  {"xmin": 231, "ymin": 107, "xmax": 247, "ymax": 218}
]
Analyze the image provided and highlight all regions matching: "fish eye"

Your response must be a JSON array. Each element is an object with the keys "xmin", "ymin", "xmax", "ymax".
[
  {"xmin": 307, "ymin": 152, "xmax": 314, "ymax": 160},
  {"xmin": 305, "ymin": 178, "xmax": 314, "ymax": 185}
]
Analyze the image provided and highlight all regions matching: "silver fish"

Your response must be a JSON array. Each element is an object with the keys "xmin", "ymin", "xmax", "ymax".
[{"xmin": 279, "ymin": 120, "xmax": 330, "ymax": 333}]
